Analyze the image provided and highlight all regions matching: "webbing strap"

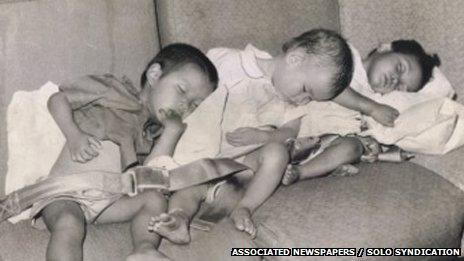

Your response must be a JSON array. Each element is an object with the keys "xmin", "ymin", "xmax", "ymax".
[{"xmin": 0, "ymin": 158, "xmax": 248, "ymax": 222}]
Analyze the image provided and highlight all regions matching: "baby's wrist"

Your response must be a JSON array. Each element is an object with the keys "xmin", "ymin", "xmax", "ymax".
[
  {"xmin": 64, "ymin": 126, "xmax": 83, "ymax": 140},
  {"xmin": 163, "ymin": 125, "xmax": 185, "ymax": 137},
  {"xmin": 366, "ymin": 102, "xmax": 380, "ymax": 116},
  {"xmin": 255, "ymin": 130, "xmax": 271, "ymax": 144}
]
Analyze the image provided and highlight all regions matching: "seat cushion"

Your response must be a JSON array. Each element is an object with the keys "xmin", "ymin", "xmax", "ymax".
[
  {"xmin": 1, "ymin": 162, "xmax": 461, "ymax": 260},
  {"xmin": 253, "ymin": 162, "xmax": 464, "ymax": 260}
]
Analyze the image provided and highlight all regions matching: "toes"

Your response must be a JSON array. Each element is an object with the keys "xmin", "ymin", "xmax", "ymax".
[
  {"xmin": 232, "ymin": 212, "xmax": 245, "ymax": 231},
  {"xmin": 282, "ymin": 165, "xmax": 298, "ymax": 185},
  {"xmin": 244, "ymin": 218, "xmax": 254, "ymax": 235},
  {"xmin": 152, "ymin": 213, "xmax": 169, "ymax": 223},
  {"xmin": 157, "ymin": 213, "xmax": 175, "ymax": 224},
  {"xmin": 234, "ymin": 218, "xmax": 245, "ymax": 231}
]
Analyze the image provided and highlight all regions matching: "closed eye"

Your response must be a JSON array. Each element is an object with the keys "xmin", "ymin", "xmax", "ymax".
[
  {"xmin": 177, "ymin": 84, "xmax": 186, "ymax": 94},
  {"xmin": 396, "ymin": 63, "xmax": 405, "ymax": 74}
]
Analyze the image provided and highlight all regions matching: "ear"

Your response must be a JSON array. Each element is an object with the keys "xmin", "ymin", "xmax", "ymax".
[
  {"xmin": 285, "ymin": 49, "xmax": 306, "ymax": 67},
  {"xmin": 146, "ymin": 63, "xmax": 163, "ymax": 86},
  {"xmin": 377, "ymin": 43, "xmax": 392, "ymax": 53}
]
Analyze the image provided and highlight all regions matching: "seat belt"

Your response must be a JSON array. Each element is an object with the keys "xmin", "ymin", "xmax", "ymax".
[{"xmin": 0, "ymin": 158, "xmax": 248, "ymax": 222}]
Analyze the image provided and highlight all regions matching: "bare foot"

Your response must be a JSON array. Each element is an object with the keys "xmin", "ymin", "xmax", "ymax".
[
  {"xmin": 148, "ymin": 209, "xmax": 190, "ymax": 244},
  {"xmin": 230, "ymin": 207, "xmax": 256, "ymax": 238},
  {"xmin": 330, "ymin": 164, "xmax": 359, "ymax": 177},
  {"xmin": 282, "ymin": 164, "xmax": 300, "ymax": 185},
  {"xmin": 126, "ymin": 245, "xmax": 170, "ymax": 261}
]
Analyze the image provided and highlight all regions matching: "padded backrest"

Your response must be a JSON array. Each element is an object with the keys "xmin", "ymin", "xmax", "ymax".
[
  {"xmin": 339, "ymin": 0, "xmax": 464, "ymax": 103},
  {"xmin": 0, "ymin": 0, "xmax": 159, "ymax": 195},
  {"xmin": 156, "ymin": 0, "xmax": 340, "ymax": 55}
]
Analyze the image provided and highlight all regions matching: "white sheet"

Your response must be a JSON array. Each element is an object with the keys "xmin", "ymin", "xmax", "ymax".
[
  {"xmin": 363, "ymin": 98, "xmax": 464, "ymax": 155},
  {"xmin": 6, "ymin": 82, "xmax": 66, "ymax": 222}
]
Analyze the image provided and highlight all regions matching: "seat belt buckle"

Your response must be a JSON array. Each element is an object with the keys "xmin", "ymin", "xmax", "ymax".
[{"xmin": 127, "ymin": 166, "xmax": 170, "ymax": 197}]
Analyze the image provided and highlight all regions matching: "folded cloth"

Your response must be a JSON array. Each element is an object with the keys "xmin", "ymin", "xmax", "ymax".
[
  {"xmin": 363, "ymin": 98, "xmax": 464, "ymax": 155},
  {"xmin": 6, "ymin": 82, "xmax": 65, "ymax": 222}
]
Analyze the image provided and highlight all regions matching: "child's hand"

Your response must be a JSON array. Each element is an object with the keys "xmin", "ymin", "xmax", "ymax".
[
  {"xmin": 369, "ymin": 103, "xmax": 399, "ymax": 127},
  {"xmin": 159, "ymin": 109, "xmax": 187, "ymax": 134},
  {"xmin": 68, "ymin": 131, "xmax": 102, "ymax": 163},
  {"xmin": 226, "ymin": 127, "xmax": 267, "ymax": 147}
]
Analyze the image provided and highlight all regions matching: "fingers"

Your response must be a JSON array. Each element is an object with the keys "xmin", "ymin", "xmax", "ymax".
[
  {"xmin": 243, "ymin": 218, "xmax": 256, "ymax": 238},
  {"xmin": 165, "ymin": 109, "xmax": 182, "ymax": 119},
  {"xmin": 225, "ymin": 132, "xmax": 246, "ymax": 147},
  {"xmin": 80, "ymin": 149, "xmax": 93, "ymax": 161},
  {"xmin": 83, "ymin": 145, "xmax": 98, "ymax": 157},
  {"xmin": 88, "ymin": 136, "xmax": 102, "ymax": 150},
  {"xmin": 72, "ymin": 146, "xmax": 97, "ymax": 163},
  {"xmin": 72, "ymin": 152, "xmax": 86, "ymax": 163},
  {"xmin": 384, "ymin": 120, "xmax": 394, "ymax": 127},
  {"xmin": 160, "ymin": 109, "xmax": 182, "ymax": 121}
]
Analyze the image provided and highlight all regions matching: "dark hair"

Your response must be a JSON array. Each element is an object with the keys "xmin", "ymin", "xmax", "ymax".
[
  {"xmin": 282, "ymin": 29, "xmax": 353, "ymax": 97},
  {"xmin": 390, "ymin": 39, "xmax": 440, "ymax": 90},
  {"xmin": 140, "ymin": 43, "xmax": 219, "ymax": 89}
]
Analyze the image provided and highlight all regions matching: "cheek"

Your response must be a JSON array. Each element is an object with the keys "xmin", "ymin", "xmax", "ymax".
[
  {"xmin": 367, "ymin": 63, "xmax": 386, "ymax": 86},
  {"xmin": 277, "ymin": 76, "xmax": 299, "ymax": 97},
  {"xmin": 151, "ymin": 87, "xmax": 179, "ymax": 111}
]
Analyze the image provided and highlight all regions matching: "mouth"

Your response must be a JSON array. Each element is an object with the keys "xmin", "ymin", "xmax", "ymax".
[{"xmin": 371, "ymin": 74, "xmax": 394, "ymax": 94}]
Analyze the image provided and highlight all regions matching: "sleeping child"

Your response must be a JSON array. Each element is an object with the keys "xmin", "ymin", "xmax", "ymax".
[
  {"xmin": 147, "ymin": 29, "xmax": 403, "ymax": 243},
  {"xmin": 25, "ymin": 43, "xmax": 217, "ymax": 261},
  {"xmin": 282, "ymin": 39, "xmax": 447, "ymax": 185}
]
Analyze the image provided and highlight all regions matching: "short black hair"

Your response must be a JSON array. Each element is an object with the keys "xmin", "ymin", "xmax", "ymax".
[
  {"xmin": 391, "ymin": 39, "xmax": 440, "ymax": 91},
  {"xmin": 140, "ymin": 43, "xmax": 218, "ymax": 89},
  {"xmin": 282, "ymin": 29, "xmax": 353, "ymax": 97}
]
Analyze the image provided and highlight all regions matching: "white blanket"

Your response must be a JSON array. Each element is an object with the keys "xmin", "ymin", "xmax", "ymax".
[
  {"xmin": 363, "ymin": 98, "xmax": 464, "ymax": 155},
  {"xmin": 6, "ymin": 82, "xmax": 66, "ymax": 222}
]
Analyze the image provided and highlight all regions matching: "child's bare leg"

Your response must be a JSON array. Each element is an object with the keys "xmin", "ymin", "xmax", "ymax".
[
  {"xmin": 231, "ymin": 142, "xmax": 289, "ymax": 237},
  {"xmin": 42, "ymin": 200, "xmax": 87, "ymax": 261},
  {"xmin": 96, "ymin": 190, "xmax": 169, "ymax": 261},
  {"xmin": 149, "ymin": 184, "xmax": 208, "ymax": 244},
  {"xmin": 283, "ymin": 137, "xmax": 363, "ymax": 185}
]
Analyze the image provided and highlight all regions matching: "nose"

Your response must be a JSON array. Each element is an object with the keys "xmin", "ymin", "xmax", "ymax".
[{"xmin": 390, "ymin": 75, "xmax": 399, "ymax": 87}]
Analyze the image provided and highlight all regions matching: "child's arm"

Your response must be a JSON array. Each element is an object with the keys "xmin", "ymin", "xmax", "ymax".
[
  {"xmin": 143, "ymin": 110, "xmax": 186, "ymax": 163},
  {"xmin": 226, "ymin": 118, "xmax": 301, "ymax": 147},
  {"xmin": 47, "ymin": 92, "xmax": 101, "ymax": 162},
  {"xmin": 333, "ymin": 87, "xmax": 399, "ymax": 127}
]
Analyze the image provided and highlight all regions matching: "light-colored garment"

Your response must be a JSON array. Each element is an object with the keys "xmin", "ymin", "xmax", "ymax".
[
  {"xmin": 297, "ymin": 44, "xmax": 460, "ymax": 155},
  {"xmin": 173, "ymin": 44, "xmax": 289, "ymax": 164},
  {"xmin": 30, "ymin": 141, "xmax": 123, "ymax": 228}
]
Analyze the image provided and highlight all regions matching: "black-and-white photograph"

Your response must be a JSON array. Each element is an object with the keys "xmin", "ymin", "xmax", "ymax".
[{"xmin": 1, "ymin": 0, "xmax": 464, "ymax": 260}]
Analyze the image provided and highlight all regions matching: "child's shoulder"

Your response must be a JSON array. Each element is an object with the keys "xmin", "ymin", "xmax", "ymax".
[
  {"xmin": 60, "ymin": 74, "xmax": 137, "ymax": 94},
  {"xmin": 206, "ymin": 47, "xmax": 242, "ymax": 65},
  {"xmin": 206, "ymin": 47, "xmax": 249, "ymax": 86}
]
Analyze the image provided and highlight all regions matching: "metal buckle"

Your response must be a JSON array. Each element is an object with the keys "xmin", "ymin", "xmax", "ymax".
[
  {"xmin": 127, "ymin": 170, "xmax": 138, "ymax": 197},
  {"xmin": 128, "ymin": 166, "xmax": 170, "ymax": 196}
]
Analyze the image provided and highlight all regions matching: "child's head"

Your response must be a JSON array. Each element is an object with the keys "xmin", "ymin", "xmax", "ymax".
[
  {"xmin": 141, "ymin": 43, "xmax": 218, "ymax": 120},
  {"xmin": 272, "ymin": 29, "xmax": 353, "ymax": 105},
  {"xmin": 365, "ymin": 39, "xmax": 440, "ymax": 94}
]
